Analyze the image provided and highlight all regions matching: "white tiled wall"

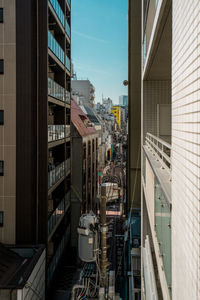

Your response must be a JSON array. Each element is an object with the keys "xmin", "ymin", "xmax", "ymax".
[{"xmin": 172, "ymin": 0, "xmax": 200, "ymax": 299}]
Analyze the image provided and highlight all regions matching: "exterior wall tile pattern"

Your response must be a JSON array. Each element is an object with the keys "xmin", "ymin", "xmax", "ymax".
[{"xmin": 172, "ymin": 0, "xmax": 200, "ymax": 299}]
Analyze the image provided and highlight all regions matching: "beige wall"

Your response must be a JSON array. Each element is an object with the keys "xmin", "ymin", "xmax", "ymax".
[{"xmin": 0, "ymin": 0, "xmax": 16, "ymax": 243}]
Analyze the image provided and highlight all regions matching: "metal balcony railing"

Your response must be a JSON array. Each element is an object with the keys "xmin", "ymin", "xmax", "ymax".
[
  {"xmin": 145, "ymin": 133, "xmax": 171, "ymax": 174},
  {"xmin": 66, "ymin": 20, "xmax": 70, "ymax": 38},
  {"xmin": 142, "ymin": 235, "xmax": 158, "ymax": 300},
  {"xmin": 48, "ymin": 31, "xmax": 71, "ymax": 71},
  {"xmin": 49, "ymin": 0, "xmax": 71, "ymax": 37},
  {"xmin": 48, "ymin": 31, "xmax": 65, "ymax": 64},
  {"xmin": 48, "ymin": 77, "xmax": 65, "ymax": 102},
  {"xmin": 48, "ymin": 125, "xmax": 70, "ymax": 143},
  {"xmin": 48, "ymin": 191, "xmax": 70, "ymax": 236},
  {"xmin": 48, "ymin": 78, "xmax": 70, "ymax": 104},
  {"xmin": 65, "ymin": 54, "xmax": 70, "ymax": 72},
  {"xmin": 49, "ymin": 0, "xmax": 65, "ymax": 28},
  {"xmin": 48, "ymin": 158, "xmax": 70, "ymax": 190},
  {"xmin": 47, "ymin": 224, "xmax": 70, "ymax": 286},
  {"xmin": 155, "ymin": 179, "xmax": 171, "ymax": 293}
]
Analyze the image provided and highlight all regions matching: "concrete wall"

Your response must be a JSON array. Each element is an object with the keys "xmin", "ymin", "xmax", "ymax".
[
  {"xmin": 171, "ymin": 0, "xmax": 200, "ymax": 299},
  {"xmin": 0, "ymin": 0, "xmax": 16, "ymax": 244}
]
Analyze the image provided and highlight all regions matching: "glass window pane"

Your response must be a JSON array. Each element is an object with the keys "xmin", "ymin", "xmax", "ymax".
[
  {"xmin": 0, "ymin": 212, "xmax": 3, "ymax": 227},
  {"xmin": 0, "ymin": 59, "xmax": 4, "ymax": 74},
  {"xmin": 0, "ymin": 8, "xmax": 3, "ymax": 23},
  {"xmin": 0, "ymin": 161, "xmax": 4, "ymax": 176},
  {"xmin": 0, "ymin": 110, "xmax": 4, "ymax": 125}
]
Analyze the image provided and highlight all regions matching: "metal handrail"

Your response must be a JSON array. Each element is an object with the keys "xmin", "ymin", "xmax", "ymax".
[{"xmin": 145, "ymin": 133, "xmax": 171, "ymax": 172}]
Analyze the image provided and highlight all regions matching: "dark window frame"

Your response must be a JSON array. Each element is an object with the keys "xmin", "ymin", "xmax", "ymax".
[
  {"xmin": 0, "ymin": 59, "xmax": 4, "ymax": 74},
  {"xmin": 0, "ymin": 110, "xmax": 4, "ymax": 125},
  {"xmin": 0, "ymin": 212, "xmax": 3, "ymax": 227},
  {"xmin": 0, "ymin": 8, "xmax": 3, "ymax": 23},
  {"xmin": 0, "ymin": 161, "xmax": 4, "ymax": 176}
]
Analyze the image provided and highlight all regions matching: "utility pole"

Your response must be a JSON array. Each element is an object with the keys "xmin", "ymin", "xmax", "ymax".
[{"xmin": 100, "ymin": 184, "xmax": 109, "ymax": 288}]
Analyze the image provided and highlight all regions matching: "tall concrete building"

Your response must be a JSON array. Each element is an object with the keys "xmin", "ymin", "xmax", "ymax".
[
  {"xmin": 0, "ymin": 0, "xmax": 71, "ymax": 289},
  {"xmin": 119, "ymin": 95, "xmax": 128, "ymax": 106},
  {"xmin": 129, "ymin": 0, "xmax": 200, "ymax": 299}
]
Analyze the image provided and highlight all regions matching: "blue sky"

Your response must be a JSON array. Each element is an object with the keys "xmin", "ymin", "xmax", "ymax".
[{"xmin": 71, "ymin": 0, "xmax": 128, "ymax": 104}]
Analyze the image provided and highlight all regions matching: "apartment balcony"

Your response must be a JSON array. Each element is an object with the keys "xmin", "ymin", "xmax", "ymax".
[
  {"xmin": 142, "ymin": 235, "xmax": 158, "ymax": 299},
  {"xmin": 48, "ymin": 125, "xmax": 70, "ymax": 148},
  {"xmin": 49, "ymin": 0, "xmax": 70, "ymax": 37},
  {"xmin": 47, "ymin": 224, "xmax": 70, "ymax": 286},
  {"xmin": 48, "ymin": 191, "xmax": 70, "ymax": 237},
  {"xmin": 65, "ymin": 54, "xmax": 70, "ymax": 72},
  {"xmin": 48, "ymin": 77, "xmax": 70, "ymax": 105},
  {"xmin": 66, "ymin": 20, "xmax": 70, "ymax": 39},
  {"xmin": 48, "ymin": 31, "xmax": 70, "ymax": 72},
  {"xmin": 48, "ymin": 158, "xmax": 70, "ymax": 191},
  {"xmin": 142, "ymin": 0, "xmax": 172, "ymax": 76},
  {"xmin": 142, "ymin": 133, "xmax": 171, "ymax": 299}
]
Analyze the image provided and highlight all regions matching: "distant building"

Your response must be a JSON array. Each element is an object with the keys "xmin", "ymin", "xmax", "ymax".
[
  {"xmin": 110, "ymin": 106, "xmax": 123, "ymax": 129},
  {"xmin": 102, "ymin": 97, "xmax": 113, "ymax": 113},
  {"xmin": 71, "ymin": 79, "xmax": 95, "ymax": 107},
  {"xmin": 71, "ymin": 99, "xmax": 98, "ymax": 248},
  {"xmin": 119, "ymin": 95, "xmax": 128, "ymax": 106}
]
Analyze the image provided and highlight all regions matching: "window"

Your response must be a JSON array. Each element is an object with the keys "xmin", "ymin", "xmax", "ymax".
[
  {"xmin": 0, "ymin": 161, "xmax": 4, "ymax": 176},
  {"xmin": 0, "ymin": 110, "xmax": 4, "ymax": 125},
  {"xmin": 0, "ymin": 8, "xmax": 3, "ymax": 23},
  {"xmin": 0, "ymin": 60, "xmax": 4, "ymax": 74},
  {"xmin": 0, "ymin": 212, "xmax": 3, "ymax": 227}
]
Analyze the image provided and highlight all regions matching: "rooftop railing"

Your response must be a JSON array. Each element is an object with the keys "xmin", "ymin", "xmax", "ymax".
[{"xmin": 145, "ymin": 133, "xmax": 171, "ymax": 174}]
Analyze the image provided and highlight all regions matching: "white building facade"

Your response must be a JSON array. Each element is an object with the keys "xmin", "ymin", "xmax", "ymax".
[{"xmin": 129, "ymin": 0, "xmax": 200, "ymax": 299}]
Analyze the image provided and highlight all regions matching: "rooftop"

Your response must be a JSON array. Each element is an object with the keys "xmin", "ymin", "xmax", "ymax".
[
  {"xmin": 71, "ymin": 99, "xmax": 96, "ymax": 137},
  {"xmin": 0, "ymin": 244, "xmax": 44, "ymax": 289}
]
